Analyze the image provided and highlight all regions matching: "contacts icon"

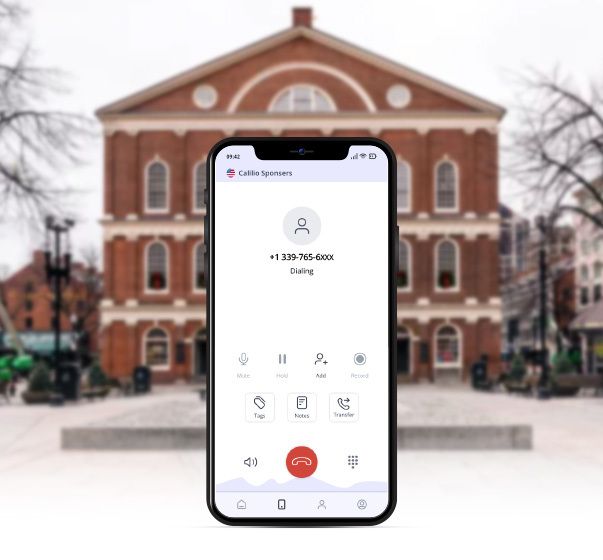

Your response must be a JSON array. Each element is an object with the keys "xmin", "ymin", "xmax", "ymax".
[{"xmin": 283, "ymin": 207, "xmax": 321, "ymax": 245}]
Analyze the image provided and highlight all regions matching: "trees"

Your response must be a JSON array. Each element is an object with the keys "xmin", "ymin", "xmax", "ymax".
[
  {"xmin": 0, "ymin": 1, "xmax": 90, "ymax": 220},
  {"xmin": 510, "ymin": 68, "xmax": 603, "ymax": 226}
]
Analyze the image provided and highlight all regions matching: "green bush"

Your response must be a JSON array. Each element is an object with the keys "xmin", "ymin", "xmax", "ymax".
[
  {"xmin": 89, "ymin": 362, "xmax": 108, "ymax": 387},
  {"xmin": 28, "ymin": 362, "xmax": 52, "ymax": 393},
  {"xmin": 509, "ymin": 353, "xmax": 527, "ymax": 381},
  {"xmin": 552, "ymin": 352, "xmax": 575, "ymax": 377}
]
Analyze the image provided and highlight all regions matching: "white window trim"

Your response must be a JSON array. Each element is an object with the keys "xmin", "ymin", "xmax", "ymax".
[
  {"xmin": 433, "ymin": 322, "xmax": 463, "ymax": 369},
  {"xmin": 268, "ymin": 83, "xmax": 337, "ymax": 113},
  {"xmin": 396, "ymin": 157, "xmax": 412, "ymax": 213},
  {"xmin": 434, "ymin": 157, "xmax": 460, "ymax": 214},
  {"xmin": 434, "ymin": 237, "xmax": 461, "ymax": 293},
  {"xmin": 144, "ymin": 156, "xmax": 170, "ymax": 214},
  {"xmin": 142, "ymin": 326, "xmax": 170, "ymax": 371},
  {"xmin": 397, "ymin": 325, "xmax": 414, "ymax": 375},
  {"xmin": 192, "ymin": 241, "xmax": 205, "ymax": 294},
  {"xmin": 192, "ymin": 159, "xmax": 207, "ymax": 214},
  {"xmin": 398, "ymin": 237, "xmax": 412, "ymax": 292},
  {"xmin": 144, "ymin": 240, "xmax": 170, "ymax": 295}
]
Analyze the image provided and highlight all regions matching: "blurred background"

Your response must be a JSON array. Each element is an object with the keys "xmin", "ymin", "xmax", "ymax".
[{"xmin": 1, "ymin": 0, "xmax": 603, "ymax": 555}]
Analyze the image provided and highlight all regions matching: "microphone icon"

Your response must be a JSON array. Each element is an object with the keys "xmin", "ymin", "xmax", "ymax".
[{"xmin": 238, "ymin": 352, "xmax": 249, "ymax": 365}]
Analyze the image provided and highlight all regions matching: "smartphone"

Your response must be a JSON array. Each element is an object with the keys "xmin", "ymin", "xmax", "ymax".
[{"xmin": 206, "ymin": 138, "xmax": 396, "ymax": 526}]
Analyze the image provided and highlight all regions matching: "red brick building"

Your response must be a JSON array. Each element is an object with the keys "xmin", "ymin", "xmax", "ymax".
[
  {"xmin": 96, "ymin": 7, "xmax": 504, "ymax": 382},
  {"xmin": 0, "ymin": 250, "xmax": 101, "ymax": 354}
]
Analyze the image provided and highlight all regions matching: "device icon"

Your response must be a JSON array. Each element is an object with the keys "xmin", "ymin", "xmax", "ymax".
[
  {"xmin": 368, "ymin": 153, "xmax": 377, "ymax": 159},
  {"xmin": 278, "ymin": 499, "xmax": 286, "ymax": 510},
  {"xmin": 353, "ymin": 352, "xmax": 366, "ymax": 365},
  {"xmin": 296, "ymin": 395, "xmax": 308, "ymax": 409},
  {"xmin": 243, "ymin": 457, "xmax": 258, "ymax": 467},
  {"xmin": 314, "ymin": 352, "xmax": 327, "ymax": 365},
  {"xmin": 351, "ymin": 153, "xmax": 358, "ymax": 160},
  {"xmin": 359, "ymin": 153, "xmax": 367, "ymax": 159},
  {"xmin": 238, "ymin": 352, "xmax": 249, "ymax": 365},
  {"xmin": 253, "ymin": 396, "xmax": 266, "ymax": 409},
  {"xmin": 236, "ymin": 499, "xmax": 246, "ymax": 509},
  {"xmin": 337, "ymin": 397, "xmax": 351, "ymax": 410},
  {"xmin": 357, "ymin": 499, "xmax": 367, "ymax": 510}
]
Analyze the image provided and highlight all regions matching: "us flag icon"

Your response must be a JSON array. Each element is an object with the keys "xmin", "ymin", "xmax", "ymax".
[{"xmin": 226, "ymin": 168, "xmax": 235, "ymax": 178}]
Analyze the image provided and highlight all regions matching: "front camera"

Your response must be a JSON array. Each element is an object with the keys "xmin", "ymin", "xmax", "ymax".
[{"xmin": 297, "ymin": 147, "xmax": 305, "ymax": 155}]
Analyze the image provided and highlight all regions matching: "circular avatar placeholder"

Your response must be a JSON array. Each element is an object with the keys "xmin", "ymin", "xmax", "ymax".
[
  {"xmin": 286, "ymin": 446, "xmax": 318, "ymax": 478},
  {"xmin": 283, "ymin": 207, "xmax": 321, "ymax": 245}
]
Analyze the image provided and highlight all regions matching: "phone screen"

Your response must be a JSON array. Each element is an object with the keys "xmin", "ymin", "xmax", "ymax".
[{"xmin": 208, "ymin": 140, "xmax": 394, "ymax": 522}]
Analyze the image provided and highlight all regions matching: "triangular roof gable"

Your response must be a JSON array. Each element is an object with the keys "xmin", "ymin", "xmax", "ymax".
[{"xmin": 96, "ymin": 25, "xmax": 504, "ymax": 118}]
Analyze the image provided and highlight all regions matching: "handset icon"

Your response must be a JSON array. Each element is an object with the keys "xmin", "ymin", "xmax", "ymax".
[
  {"xmin": 337, "ymin": 397, "xmax": 350, "ymax": 410},
  {"xmin": 291, "ymin": 456, "xmax": 313, "ymax": 467}
]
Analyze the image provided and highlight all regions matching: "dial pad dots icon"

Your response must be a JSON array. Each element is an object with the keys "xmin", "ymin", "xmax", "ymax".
[{"xmin": 347, "ymin": 455, "xmax": 359, "ymax": 469}]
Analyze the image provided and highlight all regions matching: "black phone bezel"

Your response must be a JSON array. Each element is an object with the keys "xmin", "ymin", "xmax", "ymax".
[{"xmin": 206, "ymin": 137, "xmax": 397, "ymax": 527}]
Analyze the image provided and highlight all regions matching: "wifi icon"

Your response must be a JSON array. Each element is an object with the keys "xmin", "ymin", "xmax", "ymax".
[{"xmin": 359, "ymin": 153, "xmax": 367, "ymax": 159}]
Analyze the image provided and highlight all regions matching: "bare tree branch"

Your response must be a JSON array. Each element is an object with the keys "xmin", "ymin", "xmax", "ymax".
[{"xmin": 0, "ymin": 1, "xmax": 93, "ymax": 222}]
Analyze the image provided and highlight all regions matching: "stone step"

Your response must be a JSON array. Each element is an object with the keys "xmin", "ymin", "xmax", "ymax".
[{"xmin": 62, "ymin": 424, "xmax": 532, "ymax": 451}]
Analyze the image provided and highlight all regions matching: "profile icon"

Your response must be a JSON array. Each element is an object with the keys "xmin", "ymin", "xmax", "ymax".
[
  {"xmin": 295, "ymin": 217, "xmax": 310, "ymax": 235},
  {"xmin": 283, "ymin": 207, "xmax": 321, "ymax": 245}
]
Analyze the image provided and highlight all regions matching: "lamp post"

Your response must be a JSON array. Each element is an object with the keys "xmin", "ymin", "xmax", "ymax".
[
  {"xmin": 44, "ymin": 216, "xmax": 74, "ymax": 392},
  {"xmin": 535, "ymin": 214, "xmax": 551, "ymax": 399}
]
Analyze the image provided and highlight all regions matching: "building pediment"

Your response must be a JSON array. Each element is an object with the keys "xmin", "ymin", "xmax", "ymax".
[{"xmin": 96, "ymin": 23, "xmax": 504, "ymax": 120}]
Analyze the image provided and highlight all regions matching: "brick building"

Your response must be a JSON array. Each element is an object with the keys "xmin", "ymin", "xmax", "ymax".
[
  {"xmin": 0, "ymin": 250, "xmax": 101, "ymax": 354},
  {"xmin": 96, "ymin": 7, "xmax": 505, "ymax": 382}
]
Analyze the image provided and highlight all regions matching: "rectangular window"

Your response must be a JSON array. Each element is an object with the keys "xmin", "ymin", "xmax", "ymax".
[
  {"xmin": 595, "ymin": 285, "xmax": 602, "ymax": 302},
  {"xmin": 397, "ymin": 162, "xmax": 410, "ymax": 212},
  {"xmin": 581, "ymin": 287, "xmax": 589, "ymax": 305}
]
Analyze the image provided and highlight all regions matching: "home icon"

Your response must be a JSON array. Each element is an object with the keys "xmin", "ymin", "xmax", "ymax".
[{"xmin": 236, "ymin": 499, "xmax": 247, "ymax": 510}]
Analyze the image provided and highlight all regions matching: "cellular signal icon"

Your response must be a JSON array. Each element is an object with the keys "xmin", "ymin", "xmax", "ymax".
[
  {"xmin": 359, "ymin": 153, "xmax": 367, "ymax": 159},
  {"xmin": 351, "ymin": 153, "xmax": 358, "ymax": 159}
]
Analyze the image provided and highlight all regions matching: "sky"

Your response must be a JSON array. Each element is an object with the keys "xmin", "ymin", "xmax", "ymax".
[{"xmin": 0, "ymin": 0, "xmax": 601, "ymax": 274}]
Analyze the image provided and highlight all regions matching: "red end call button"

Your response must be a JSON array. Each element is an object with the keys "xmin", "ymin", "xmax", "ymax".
[{"xmin": 286, "ymin": 446, "xmax": 318, "ymax": 478}]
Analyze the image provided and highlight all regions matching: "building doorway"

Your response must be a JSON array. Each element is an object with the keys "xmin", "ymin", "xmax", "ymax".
[
  {"xmin": 397, "ymin": 326, "xmax": 411, "ymax": 375},
  {"xmin": 194, "ymin": 329, "xmax": 207, "ymax": 376}
]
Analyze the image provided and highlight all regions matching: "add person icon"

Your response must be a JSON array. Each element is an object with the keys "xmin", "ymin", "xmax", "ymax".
[{"xmin": 295, "ymin": 217, "xmax": 310, "ymax": 235}]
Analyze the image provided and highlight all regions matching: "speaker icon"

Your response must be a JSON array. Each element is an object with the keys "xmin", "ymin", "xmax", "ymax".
[{"xmin": 243, "ymin": 457, "xmax": 258, "ymax": 468}]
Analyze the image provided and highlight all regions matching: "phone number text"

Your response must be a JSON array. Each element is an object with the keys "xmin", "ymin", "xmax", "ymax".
[{"xmin": 270, "ymin": 253, "xmax": 334, "ymax": 261}]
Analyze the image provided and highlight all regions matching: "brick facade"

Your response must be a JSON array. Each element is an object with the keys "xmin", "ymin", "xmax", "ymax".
[
  {"xmin": 0, "ymin": 250, "xmax": 101, "ymax": 353},
  {"xmin": 97, "ymin": 8, "xmax": 504, "ymax": 382}
]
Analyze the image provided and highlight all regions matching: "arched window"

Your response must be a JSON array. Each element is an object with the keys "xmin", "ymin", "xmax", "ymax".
[
  {"xmin": 398, "ymin": 238, "xmax": 411, "ymax": 289},
  {"xmin": 436, "ymin": 240, "xmax": 459, "ymax": 290},
  {"xmin": 435, "ymin": 160, "xmax": 458, "ymax": 211},
  {"xmin": 435, "ymin": 325, "xmax": 461, "ymax": 366},
  {"xmin": 146, "ymin": 242, "xmax": 168, "ymax": 291},
  {"xmin": 146, "ymin": 160, "xmax": 169, "ymax": 211},
  {"xmin": 193, "ymin": 161, "xmax": 206, "ymax": 212},
  {"xmin": 397, "ymin": 160, "xmax": 411, "ymax": 212},
  {"xmin": 194, "ymin": 242, "xmax": 205, "ymax": 290},
  {"xmin": 269, "ymin": 85, "xmax": 336, "ymax": 112},
  {"xmin": 144, "ymin": 327, "xmax": 169, "ymax": 368}
]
